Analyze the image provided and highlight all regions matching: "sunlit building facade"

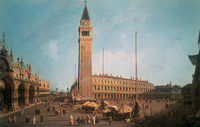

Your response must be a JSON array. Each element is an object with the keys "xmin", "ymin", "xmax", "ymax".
[{"xmin": 92, "ymin": 74, "xmax": 154, "ymax": 99}]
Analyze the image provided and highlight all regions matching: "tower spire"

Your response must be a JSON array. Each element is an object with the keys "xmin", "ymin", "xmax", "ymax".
[
  {"xmin": 10, "ymin": 48, "xmax": 13, "ymax": 55},
  {"xmin": 81, "ymin": 1, "xmax": 90, "ymax": 21},
  {"xmin": 3, "ymin": 32, "xmax": 5, "ymax": 42},
  {"xmin": 2, "ymin": 32, "xmax": 8, "ymax": 51},
  {"xmin": 38, "ymin": 67, "xmax": 39, "ymax": 76},
  {"xmin": 10, "ymin": 48, "xmax": 14, "ymax": 62},
  {"xmin": 20, "ymin": 56, "xmax": 24, "ymax": 66},
  {"xmin": 29, "ymin": 63, "xmax": 32, "ymax": 72}
]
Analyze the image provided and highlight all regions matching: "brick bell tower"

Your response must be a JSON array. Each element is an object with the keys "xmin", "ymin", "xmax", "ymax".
[{"xmin": 78, "ymin": 1, "xmax": 93, "ymax": 97}]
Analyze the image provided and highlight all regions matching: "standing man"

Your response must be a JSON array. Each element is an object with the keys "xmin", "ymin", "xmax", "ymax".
[{"xmin": 109, "ymin": 116, "xmax": 112, "ymax": 125}]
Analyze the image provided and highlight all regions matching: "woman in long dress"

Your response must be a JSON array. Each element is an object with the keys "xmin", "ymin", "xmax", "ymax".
[
  {"xmin": 92, "ymin": 116, "xmax": 95, "ymax": 125},
  {"xmin": 69, "ymin": 115, "xmax": 73, "ymax": 125}
]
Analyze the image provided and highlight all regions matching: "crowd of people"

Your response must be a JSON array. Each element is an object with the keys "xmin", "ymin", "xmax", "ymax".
[
  {"xmin": 6, "ymin": 96, "xmax": 195, "ymax": 126},
  {"xmin": 68, "ymin": 114, "xmax": 113, "ymax": 126}
]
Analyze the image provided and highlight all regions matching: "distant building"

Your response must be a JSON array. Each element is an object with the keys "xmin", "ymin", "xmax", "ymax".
[
  {"xmin": 58, "ymin": 92, "xmax": 67, "ymax": 97},
  {"xmin": 181, "ymin": 84, "xmax": 193, "ymax": 105},
  {"xmin": 0, "ymin": 33, "xmax": 50, "ymax": 111},
  {"xmin": 38, "ymin": 77, "xmax": 50, "ymax": 97},
  {"xmin": 70, "ymin": 2, "xmax": 155, "ymax": 100},
  {"xmin": 154, "ymin": 82, "xmax": 182, "ymax": 100}
]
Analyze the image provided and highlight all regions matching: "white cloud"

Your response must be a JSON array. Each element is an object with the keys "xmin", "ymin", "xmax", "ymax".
[
  {"xmin": 41, "ymin": 40, "xmax": 59, "ymax": 60},
  {"xmin": 92, "ymin": 41, "xmax": 193, "ymax": 86},
  {"xmin": 111, "ymin": 7, "xmax": 157, "ymax": 27},
  {"xmin": 92, "ymin": 49, "xmax": 165, "ymax": 82},
  {"xmin": 120, "ymin": 33, "xmax": 127, "ymax": 40},
  {"xmin": 93, "ymin": 50, "xmax": 135, "ymax": 78},
  {"xmin": 59, "ymin": 25, "xmax": 63, "ymax": 29},
  {"xmin": 17, "ymin": 0, "xmax": 49, "ymax": 4},
  {"xmin": 146, "ymin": 33, "xmax": 152, "ymax": 37},
  {"xmin": 113, "ymin": 15, "xmax": 122, "ymax": 25}
]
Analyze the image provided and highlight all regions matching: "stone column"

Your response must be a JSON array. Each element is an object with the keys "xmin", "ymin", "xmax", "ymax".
[
  {"xmin": 13, "ymin": 87, "xmax": 18, "ymax": 110},
  {"xmin": 33, "ymin": 88, "xmax": 37, "ymax": 103},
  {"xmin": 102, "ymin": 92, "xmax": 104, "ymax": 99},
  {"xmin": 36, "ymin": 87, "xmax": 40, "ymax": 102},
  {"xmin": 24, "ymin": 87, "xmax": 29, "ymax": 106}
]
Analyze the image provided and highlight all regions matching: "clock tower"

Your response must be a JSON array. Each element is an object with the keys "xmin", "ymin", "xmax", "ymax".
[{"xmin": 78, "ymin": 2, "xmax": 93, "ymax": 97}]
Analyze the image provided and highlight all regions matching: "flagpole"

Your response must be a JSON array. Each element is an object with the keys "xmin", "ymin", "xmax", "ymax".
[
  {"xmin": 135, "ymin": 31, "xmax": 138, "ymax": 102},
  {"xmin": 102, "ymin": 48, "xmax": 104, "ymax": 77},
  {"xmin": 134, "ymin": 31, "xmax": 139, "ymax": 117},
  {"xmin": 74, "ymin": 64, "xmax": 76, "ymax": 96},
  {"xmin": 102, "ymin": 48, "xmax": 104, "ymax": 99},
  {"xmin": 198, "ymin": 30, "xmax": 200, "ymax": 50}
]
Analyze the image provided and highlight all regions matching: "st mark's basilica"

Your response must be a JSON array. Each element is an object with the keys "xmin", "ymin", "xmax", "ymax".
[{"xmin": 0, "ymin": 33, "xmax": 50, "ymax": 111}]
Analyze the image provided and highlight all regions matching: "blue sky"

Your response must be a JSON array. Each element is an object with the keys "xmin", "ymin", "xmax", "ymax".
[{"xmin": 0, "ymin": 0, "xmax": 200, "ymax": 91}]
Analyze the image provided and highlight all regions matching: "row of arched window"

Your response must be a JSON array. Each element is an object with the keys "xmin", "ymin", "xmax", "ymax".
[
  {"xmin": 93, "ymin": 85, "xmax": 153, "ymax": 92},
  {"xmin": 93, "ymin": 78, "xmax": 153, "ymax": 88}
]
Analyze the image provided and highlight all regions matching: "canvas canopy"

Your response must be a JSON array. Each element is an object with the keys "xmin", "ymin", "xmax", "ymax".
[
  {"xmin": 83, "ymin": 101, "xmax": 99, "ymax": 108},
  {"xmin": 116, "ymin": 106, "xmax": 132, "ymax": 114}
]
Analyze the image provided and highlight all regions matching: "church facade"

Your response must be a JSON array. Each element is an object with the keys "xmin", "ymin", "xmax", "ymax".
[
  {"xmin": 71, "ymin": 2, "xmax": 154, "ymax": 100},
  {"xmin": 0, "ymin": 33, "xmax": 50, "ymax": 111}
]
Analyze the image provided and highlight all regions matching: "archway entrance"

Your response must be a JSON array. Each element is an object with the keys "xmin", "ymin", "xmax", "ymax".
[
  {"xmin": 0, "ymin": 90, "xmax": 2, "ymax": 111},
  {"xmin": 18, "ymin": 84, "xmax": 25, "ymax": 107},
  {"xmin": 0, "ymin": 80, "xmax": 5, "ymax": 111},
  {"xmin": 0, "ymin": 77, "xmax": 12, "ymax": 111},
  {"xmin": 29, "ymin": 85, "xmax": 35, "ymax": 103}
]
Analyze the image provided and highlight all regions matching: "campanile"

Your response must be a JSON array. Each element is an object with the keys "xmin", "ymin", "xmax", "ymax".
[{"xmin": 78, "ymin": 2, "xmax": 93, "ymax": 97}]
